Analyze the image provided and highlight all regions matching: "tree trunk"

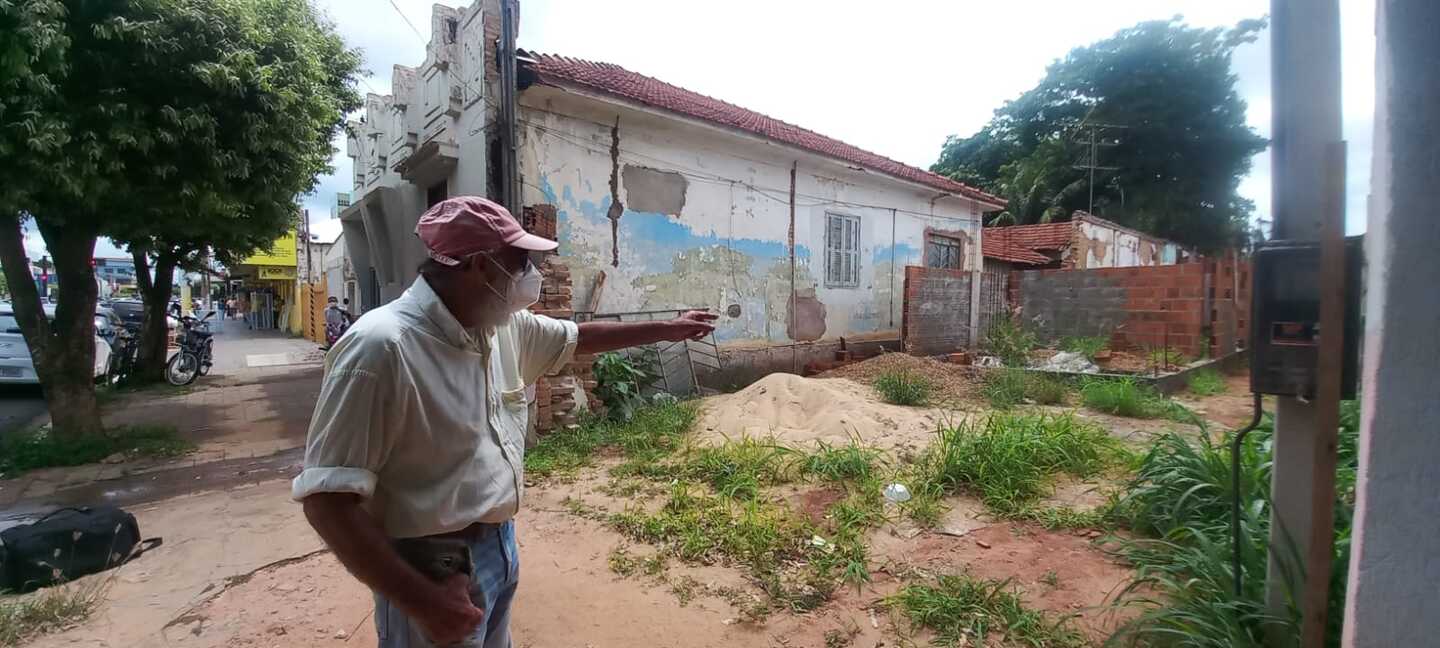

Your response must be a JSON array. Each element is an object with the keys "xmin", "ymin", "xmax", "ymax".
[
  {"xmin": 131, "ymin": 247, "xmax": 177, "ymax": 384},
  {"xmin": 0, "ymin": 214, "xmax": 104, "ymax": 439}
]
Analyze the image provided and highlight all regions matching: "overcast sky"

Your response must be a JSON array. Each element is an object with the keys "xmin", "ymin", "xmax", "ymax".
[{"xmin": 291, "ymin": 0, "xmax": 1374, "ymax": 242}]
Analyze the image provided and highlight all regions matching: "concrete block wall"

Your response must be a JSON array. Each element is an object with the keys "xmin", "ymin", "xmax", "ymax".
[
  {"xmin": 901, "ymin": 266, "xmax": 974, "ymax": 355},
  {"xmin": 1014, "ymin": 257, "xmax": 1250, "ymax": 359}
]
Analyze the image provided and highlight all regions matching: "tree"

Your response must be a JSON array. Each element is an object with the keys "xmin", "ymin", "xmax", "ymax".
[
  {"xmin": 0, "ymin": 0, "xmax": 359, "ymax": 435},
  {"xmin": 932, "ymin": 18, "xmax": 1269, "ymax": 250}
]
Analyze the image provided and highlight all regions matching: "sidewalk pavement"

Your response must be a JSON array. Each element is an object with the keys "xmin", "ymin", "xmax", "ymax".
[{"xmin": 0, "ymin": 326, "xmax": 327, "ymax": 511}]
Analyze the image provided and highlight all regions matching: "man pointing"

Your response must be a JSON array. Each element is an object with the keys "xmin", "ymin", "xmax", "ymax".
[{"xmin": 293, "ymin": 196, "xmax": 716, "ymax": 647}]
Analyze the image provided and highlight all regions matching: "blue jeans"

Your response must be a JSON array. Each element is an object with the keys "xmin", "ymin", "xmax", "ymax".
[{"xmin": 375, "ymin": 521, "xmax": 518, "ymax": 648}]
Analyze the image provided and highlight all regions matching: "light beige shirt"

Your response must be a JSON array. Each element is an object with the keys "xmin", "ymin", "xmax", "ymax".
[{"xmin": 291, "ymin": 276, "xmax": 577, "ymax": 538}]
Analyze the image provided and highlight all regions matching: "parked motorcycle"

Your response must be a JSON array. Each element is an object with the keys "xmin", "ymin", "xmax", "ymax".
[{"xmin": 165, "ymin": 311, "xmax": 215, "ymax": 386}]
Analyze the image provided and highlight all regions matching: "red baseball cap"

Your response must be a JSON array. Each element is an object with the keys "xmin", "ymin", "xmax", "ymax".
[{"xmin": 414, "ymin": 196, "xmax": 557, "ymax": 266}]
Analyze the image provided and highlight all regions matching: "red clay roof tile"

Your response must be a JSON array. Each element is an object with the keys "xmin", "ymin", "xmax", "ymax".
[{"xmin": 523, "ymin": 53, "xmax": 1006, "ymax": 208}]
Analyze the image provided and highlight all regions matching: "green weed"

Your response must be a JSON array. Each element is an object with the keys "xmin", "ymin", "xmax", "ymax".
[
  {"xmin": 1106, "ymin": 402, "xmax": 1361, "ymax": 646},
  {"xmin": 0, "ymin": 425, "xmax": 192, "ymax": 477},
  {"xmin": 1080, "ymin": 378, "xmax": 1190, "ymax": 421},
  {"xmin": 1187, "ymin": 368, "xmax": 1227, "ymax": 396},
  {"xmin": 985, "ymin": 316, "xmax": 1040, "ymax": 367},
  {"xmin": 887, "ymin": 573, "xmax": 1087, "ymax": 647},
  {"xmin": 907, "ymin": 413, "xmax": 1126, "ymax": 515},
  {"xmin": 1007, "ymin": 505, "xmax": 1111, "ymax": 530},
  {"xmin": 525, "ymin": 402, "xmax": 696, "ymax": 479},
  {"xmin": 593, "ymin": 351, "xmax": 660, "ymax": 421},
  {"xmin": 799, "ymin": 438, "xmax": 882, "ymax": 483},
  {"xmin": 1040, "ymin": 570, "xmax": 1061, "ymax": 588},
  {"xmin": 607, "ymin": 547, "xmax": 667, "ymax": 579},
  {"xmin": 681, "ymin": 439, "xmax": 795, "ymax": 499},
  {"xmin": 873, "ymin": 370, "xmax": 934, "ymax": 406},
  {"xmin": 1061, "ymin": 335, "xmax": 1109, "ymax": 361},
  {"xmin": 1147, "ymin": 346, "xmax": 1189, "ymax": 368},
  {"xmin": 982, "ymin": 369, "xmax": 1070, "ymax": 409}
]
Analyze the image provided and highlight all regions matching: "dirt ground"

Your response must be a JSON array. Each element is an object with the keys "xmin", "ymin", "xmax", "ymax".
[{"xmin": 18, "ymin": 358, "xmax": 1252, "ymax": 648}]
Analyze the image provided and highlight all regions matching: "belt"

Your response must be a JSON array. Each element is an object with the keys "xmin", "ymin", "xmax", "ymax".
[{"xmin": 430, "ymin": 521, "xmax": 504, "ymax": 541}]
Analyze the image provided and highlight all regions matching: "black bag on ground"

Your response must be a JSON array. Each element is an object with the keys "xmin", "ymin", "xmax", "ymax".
[{"xmin": 0, "ymin": 505, "xmax": 159, "ymax": 592}]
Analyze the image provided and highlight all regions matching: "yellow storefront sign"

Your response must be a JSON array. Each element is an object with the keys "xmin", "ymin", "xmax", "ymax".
[
  {"xmin": 241, "ymin": 230, "xmax": 298, "ymax": 266},
  {"xmin": 258, "ymin": 266, "xmax": 297, "ymax": 280}
]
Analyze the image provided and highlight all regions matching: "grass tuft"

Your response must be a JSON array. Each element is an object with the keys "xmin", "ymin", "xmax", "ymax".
[
  {"xmin": 1060, "ymin": 335, "xmax": 1109, "ymax": 361},
  {"xmin": 0, "ymin": 425, "xmax": 192, "ymax": 477},
  {"xmin": 1186, "ymin": 368, "xmax": 1227, "ymax": 396},
  {"xmin": 681, "ymin": 439, "xmax": 795, "ymax": 500},
  {"xmin": 525, "ymin": 402, "xmax": 696, "ymax": 479},
  {"xmin": 873, "ymin": 370, "xmax": 934, "ymax": 406},
  {"xmin": 1079, "ymin": 378, "xmax": 1192, "ymax": 421},
  {"xmin": 799, "ymin": 438, "xmax": 882, "ymax": 483},
  {"xmin": 887, "ymin": 573, "xmax": 1086, "ymax": 647},
  {"xmin": 0, "ymin": 578, "xmax": 112, "ymax": 647},
  {"xmin": 982, "ymin": 369, "xmax": 1070, "ymax": 409},
  {"xmin": 905, "ymin": 413, "xmax": 1127, "ymax": 516}
]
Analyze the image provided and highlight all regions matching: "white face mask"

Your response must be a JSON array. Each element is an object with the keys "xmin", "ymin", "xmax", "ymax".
[
  {"xmin": 507, "ymin": 262, "xmax": 542, "ymax": 312},
  {"xmin": 482, "ymin": 255, "xmax": 543, "ymax": 315}
]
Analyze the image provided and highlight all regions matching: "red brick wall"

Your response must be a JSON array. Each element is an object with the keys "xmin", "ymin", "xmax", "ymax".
[
  {"xmin": 523, "ymin": 203, "xmax": 596, "ymax": 433},
  {"xmin": 901, "ymin": 266, "xmax": 973, "ymax": 354},
  {"xmin": 1013, "ymin": 257, "xmax": 1251, "ymax": 359}
]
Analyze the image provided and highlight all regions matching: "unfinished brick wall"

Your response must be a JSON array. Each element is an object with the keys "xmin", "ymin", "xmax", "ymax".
[
  {"xmin": 901, "ymin": 266, "xmax": 973, "ymax": 354},
  {"xmin": 524, "ymin": 204, "xmax": 596, "ymax": 433},
  {"xmin": 1014, "ymin": 258, "xmax": 1251, "ymax": 359},
  {"xmin": 900, "ymin": 267, "xmax": 1010, "ymax": 355}
]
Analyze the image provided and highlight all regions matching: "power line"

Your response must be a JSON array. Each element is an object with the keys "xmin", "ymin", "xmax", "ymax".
[{"xmin": 517, "ymin": 116, "xmax": 982, "ymax": 223}]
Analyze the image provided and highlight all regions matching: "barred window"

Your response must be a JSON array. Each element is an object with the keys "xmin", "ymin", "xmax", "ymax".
[
  {"xmin": 825, "ymin": 213, "xmax": 861, "ymax": 287},
  {"xmin": 926, "ymin": 234, "xmax": 965, "ymax": 270}
]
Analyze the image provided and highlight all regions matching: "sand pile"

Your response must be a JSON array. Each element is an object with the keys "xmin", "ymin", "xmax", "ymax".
[
  {"xmin": 695, "ymin": 373, "xmax": 947, "ymax": 454},
  {"xmin": 816, "ymin": 352, "xmax": 979, "ymax": 398}
]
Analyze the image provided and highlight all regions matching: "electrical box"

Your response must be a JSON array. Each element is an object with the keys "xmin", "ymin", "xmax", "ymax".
[{"xmin": 1249, "ymin": 238, "xmax": 1362, "ymax": 399}]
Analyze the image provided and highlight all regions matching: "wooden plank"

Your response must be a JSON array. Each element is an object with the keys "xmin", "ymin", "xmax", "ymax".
[{"xmin": 584, "ymin": 270, "xmax": 607, "ymax": 313}]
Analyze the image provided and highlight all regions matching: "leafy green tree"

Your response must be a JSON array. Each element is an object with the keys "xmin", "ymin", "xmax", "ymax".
[
  {"xmin": 933, "ymin": 18, "xmax": 1269, "ymax": 250},
  {"xmin": 0, "ymin": 0, "xmax": 359, "ymax": 435}
]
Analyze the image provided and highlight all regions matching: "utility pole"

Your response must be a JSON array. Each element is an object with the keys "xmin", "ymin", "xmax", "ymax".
[
  {"xmin": 498, "ymin": 0, "xmax": 521, "ymax": 218},
  {"xmin": 1071, "ymin": 121, "xmax": 1124, "ymax": 215},
  {"xmin": 1267, "ymin": 0, "xmax": 1343, "ymax": 645}
]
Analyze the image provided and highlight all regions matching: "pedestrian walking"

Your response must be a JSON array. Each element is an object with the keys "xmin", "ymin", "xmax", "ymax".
[{"xmin": 293, "ymin": 196, "xmax": 715, "ymax": 648}]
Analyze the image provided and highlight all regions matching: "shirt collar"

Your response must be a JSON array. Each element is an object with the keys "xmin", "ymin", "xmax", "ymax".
[{"xmin": 406, "ymin": 276, "xmax": 485, "ymax": 351}]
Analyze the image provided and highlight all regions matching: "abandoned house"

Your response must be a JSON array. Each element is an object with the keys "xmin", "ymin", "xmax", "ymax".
[
  {"xmin": 981, "ymin": 211, "xmax": 1191, "ymax": 272},
  {"xmin": 337, "ymin": 0, "xmax": 1006, "ymax": 379},
  {"xmin": 515, "ymin": 54, "xmax": 1004, "ymax": 364}
]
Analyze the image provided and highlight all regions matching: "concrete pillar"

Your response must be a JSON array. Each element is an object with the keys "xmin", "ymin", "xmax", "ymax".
[
  {"xmin": 1341, "ymin": 2, "xmax": 1440, "ymax": 645},
  {"xmin": 1265, "ymin": 0, "xmax": 1343, "ymax": 630}
]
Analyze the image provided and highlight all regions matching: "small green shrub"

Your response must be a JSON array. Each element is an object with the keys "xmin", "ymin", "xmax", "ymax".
[
  {"xmin": 0, "ymin": 425, "xmax": 192, "ymax": 476},
  {"xmin": 873, "ymin": 370, "xmax": 933, "ymax": 406},
  {"xmin": 887, "ymin": 573, "xmax": 1086, "ymax": 647},
  {"xmin": 1187, "ymin": 368, "xmax": 1227, "ymax": 396},
  {"xmin": 592, "ymin": 352, "xmax": 659, "ymax": 421},
  {"xmin": 682, "ymin": 439, "xmax": 795, "ymax": 499},
  {"xmin": 1060, "ymin": 335, "xmax": 1109, "ymax": 361},
  {"xmin": 985, "ymin": 316, "xmax": 1039, "ymax": 367}
]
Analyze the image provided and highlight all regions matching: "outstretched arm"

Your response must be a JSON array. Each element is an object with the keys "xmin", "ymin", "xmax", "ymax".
[{"xmin": 576, "ymin": 310, "xmax": 718, "ymax": 355}]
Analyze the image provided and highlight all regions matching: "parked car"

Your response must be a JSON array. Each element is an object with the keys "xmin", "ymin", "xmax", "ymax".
[
  {"xmin": 109, "ymin": 298, "xmax": 179, "ymax": 335},
  {"xmin": 0, "ymin": 303, "xmax": 111, "ymax": 384},
  {"xmin": 94, "ymin": 308, "xmax": 124, "ymax": 346}
]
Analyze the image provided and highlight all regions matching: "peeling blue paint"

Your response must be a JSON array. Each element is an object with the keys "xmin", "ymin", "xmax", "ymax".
[{"xmin": 872, "ymin": 243, "xmax": 920, "ymax": 265}]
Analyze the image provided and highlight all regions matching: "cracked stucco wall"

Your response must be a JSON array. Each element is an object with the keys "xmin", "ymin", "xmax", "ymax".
[{"xmin": 517, "ymin": 85, "xmax": 986, "ymax": 346}]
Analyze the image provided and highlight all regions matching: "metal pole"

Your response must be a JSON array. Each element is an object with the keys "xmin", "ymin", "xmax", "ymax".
[
  {"xmin": 788, "ymin": 161, "xmax": 797, "ymax": 374},
  {"xmin": 1267, "ymin": 0, "xmax": 1343, "ymax": 644},
  {"xmin": 1088, "ymin": 127, "xmax": 1096, "ymax": 214}
]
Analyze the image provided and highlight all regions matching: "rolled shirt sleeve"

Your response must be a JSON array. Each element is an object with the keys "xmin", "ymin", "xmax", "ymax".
[
  {"xmin": 512, "ymin": 310, "xmax": 579, "ymax": 385},
  {"xmin": 291, "ymin": 335, "xmax": 396, "ymax": 501}
]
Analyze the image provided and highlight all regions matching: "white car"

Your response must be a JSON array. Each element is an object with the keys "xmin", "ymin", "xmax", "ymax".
[{"xmin": 0, "ymin": 303, "xmax": 111, "ymax": 384}]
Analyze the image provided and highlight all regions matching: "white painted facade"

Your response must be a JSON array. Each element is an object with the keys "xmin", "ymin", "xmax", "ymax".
[
  {"xmin": 1069, "ymin": 213, "xmax": 1187, "ymax": 268},
  {"xmin": 339, "ymin": 1, "xmax": 499, "ymax": 311},
  {"xmin": 519, "ymin": 85, "xmax": 999, "ymax": 345}
]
